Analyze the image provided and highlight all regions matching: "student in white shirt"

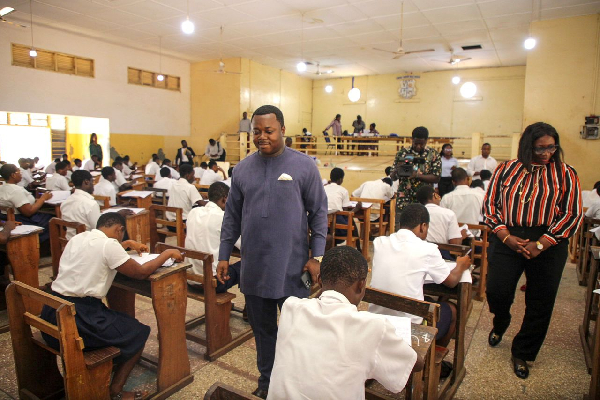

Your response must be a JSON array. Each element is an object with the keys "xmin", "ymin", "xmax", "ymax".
[
  {"xmin": 352, "ymin": 177, "xmax": 394, "ymax": 221},
  {"xmin": 480, "ymin": 169, "xmax": 492, "ymax": 192},
  {"xmin": 369, "ymin": 204, "xmax": 470, "ymax": 351},
  {"xmin": 467, "ymin": 143, "xmax": 497, "ymax": 180},
  {"xmin": 123, "ymin": 155, "xmax": 137, "ymax": 171},
  {"xmin": 40, "ymin": 212, "xmax": 183, "ymax": 400},
  {"xmin": 440, "ymin": 168, "xmax": 484, "ymax": 226},
  {"xmin": 145, "ymin": 155, "xmax": 161, "ymax": 176},
  {"xmin": 324, "ymin": 168, "xmax": 362, "ymax": 249},
  {"xmin": 64, "ymin": 160, "xmax": 73, "ymax": 182},
  {"xmin": 17, "ymin": 158, "xmax": 34, "ymax": 189},
  {"xmin": 45, "ymin": 158, "xmax": 60, "ymax": 174},
  {"xmin": 45, "ymin": 161, "xmax": 71, "ymax": 191},
  {"xmin": 167, "ymin": 164, "xmax": 203, "ymax": 222},
  {"xmin": 194, "ymin": 162, "xmax": 208, "ymax": 180},
  {"xmin": 112, "ymin": 161, "xmax": 133, "ymax": 192},
  {"xmin": 439, "ymin": 144, "xmax": 458, "ymax": 197},
  {"xmin": 582, "ymin": 181, "xmax": 600, "ymax": 208},
  {"xmin": 60, "ymin": 170, "xmax": 102, "ymax": 239},
  {"xmin": 154, "ymin": 158, "xmax": 180, "ymax": 181},
  {"xmin": 72, "ymin": 158, "xmax": 82, "ymax": 171},
  {"xmin": 385, "ymin": 166, "xmax": 399, "ymax": 194},
  {"xmin": 586, "ymin": 186, "xmax": 600, "ymax": 220},
  {"xmin": 153, "ymin": 167, "xmax": 174, "ymax": 196},
  {"xmin": 205, "ymin": 139, "xmax": 223, "ymax": 160},
  {"xmin": 222, "ymin": 166, "xmax": 234, "ymax": 187},
  {"xmin": 83, "ymin": 155, "xmax": 99, "ymax": 171},
  {"xmin": 268, "ymin": 246, "xmax": 422, "ymax": 400},
  {"xmin": 186, "ymin": 182, "xmax": 241, "ymax": 292},
  {"xmin": 416, "ymin": 185, "xmax": 464, "ymax": 247},
  {"xmin": 0, "ymin": 164, "xmax": 53, "ymax": 242},
  {"xmin": 470, "ymin": 179, "xmax": 485, "ymax": 193},
  {"xmin": 93, "ymin": 167, "xmax": 118, "ymax": 206},
  {"xmin": 199, "ymin": 160, "xmax": 226, "ymax": 186}
]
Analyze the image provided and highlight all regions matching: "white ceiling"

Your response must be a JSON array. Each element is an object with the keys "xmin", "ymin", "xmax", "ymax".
[{"xmin": 2, "ymin": 0, "xmax": 600, "ymax": 77}]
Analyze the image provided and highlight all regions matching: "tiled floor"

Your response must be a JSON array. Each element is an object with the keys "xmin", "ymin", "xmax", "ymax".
[{"xmin": 0, "ymin": 253, "xmax": 592, "ymax": 399}]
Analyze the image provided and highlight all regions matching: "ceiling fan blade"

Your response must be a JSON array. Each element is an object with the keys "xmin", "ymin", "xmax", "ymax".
[
  {"xmin": 454, "ymin": 56, "xmax": 472, "ymax": 62},
  {"xmin": 224, "ymin": 71, "xmax": 242, "ymax": 75},
  {"xmin": 393, "ymin": 54, "xmax": 405, "ymax": 60},
  {"xmin": 432, "ymin": 59, "xmax": 452, "ymax": 63},
  {"xmin": 373, "ymin": 47, "xmax": 402, "ymax": 55},
  {"xmin": 404, "ymin": 49, "xmax": 435, "ymax": 55},
  {"xmin": 0, "ymin": 18, "xmax": 27, "ymax": 28}
]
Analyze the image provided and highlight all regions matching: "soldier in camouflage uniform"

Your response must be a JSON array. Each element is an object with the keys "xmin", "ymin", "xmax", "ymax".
[{"xmin": 390, "ymin": 126, "xmax": 441, "ymax": 230}]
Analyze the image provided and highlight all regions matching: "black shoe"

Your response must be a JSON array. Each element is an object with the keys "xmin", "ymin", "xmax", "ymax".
[
  {"xmin": 252, "ymin": 388, "xmax": 268, "ymax": 399},
  {"xmin": 440, "ymin": 360, "xmax": 453, "ymax": 379},
  {"xmin": 488, "ymin": 330, "xmax": 502, "ymax": 347},
  {"xmin": 512, "ymin": 357, "xmax": 529, "ymax": 379}
]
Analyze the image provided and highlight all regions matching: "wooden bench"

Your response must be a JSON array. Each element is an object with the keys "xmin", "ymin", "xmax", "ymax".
[
  {"xmin": 465, "ymin": 223, "xmax": 490, "ymax": 301},
  {"xmin": 49, "ymin": 218, "xmax": 86, "ymax": 280},
  {"xmin": 6, "ymin": 281, "xmax": 120, "ymax": 400},
  {"xmin": 149, "ymin": 205, "xmax": 186, "ymax": 252},
  {"xmin": 155, "ymin": 243, "xmax": 253, "ymax": 361},
  {"xmin": 363, "ymin": 287, "xmax": 441, "ymax": 400},
  {"xmin": 329, "ymin": 210, "xmax": 360, "ymax": 250},
  {"xmin": 145, "ymin": 186, "xmax": 169, "ymax": 207},
  {"xmin": 204, "ymin": 382, "xmax": 258, "ymax": 399}
]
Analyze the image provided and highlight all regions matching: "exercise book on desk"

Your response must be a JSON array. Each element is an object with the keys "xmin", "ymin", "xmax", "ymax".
[
  {"xmin": 121, "ymin": 191, "xmax": 154, "ymax": 199},
  {"xmin": 590, "ymin": 226, "xmax": 600, "ymax": 240},
  {"xmin": 382, "ymin": 315, "xmax": 413, "ymax": 346},
  {"xmin": 8, "ymin": 225, "xmax": 44, "ymax": 235},
  {"xmin": 101, "ymin": 207, "xmax": 145, "ymax": 215},
  {"xmin": 425, "ymin": 261, "xmax": 472, "ymax": 284},
  {"xmin": 45, "ymin": 190, "xmax": 71, "ymax": 204},
  {"xmin": 130, "ymin": 253, "xmax": 175, "ymax": 267}
]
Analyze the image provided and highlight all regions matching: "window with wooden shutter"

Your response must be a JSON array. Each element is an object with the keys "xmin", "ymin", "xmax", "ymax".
[
  {"xmin": 127, "ymin": 67, "xmax": 181, "ymax": 92},
  {"xmin": 11, "ymin": 43, "xmax": 94, "ymax": 78}
]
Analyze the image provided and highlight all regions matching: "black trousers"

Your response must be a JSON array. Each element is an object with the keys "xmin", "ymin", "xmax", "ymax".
[
  {"xmin": 245, "ymin": 294, "xmax": 287, "ymax": 391},
  {"xmin": 486, "ymin": 226, "xmax": 568, "ymax": 361},
  {"xmin": 438, "ymin": 177, "xmax": 454, "ymax": 197}
]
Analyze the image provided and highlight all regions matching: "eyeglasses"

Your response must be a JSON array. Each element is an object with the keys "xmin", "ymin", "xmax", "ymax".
[{"xmin": 533, "ymin": 145, "xmax": 559, "ymax": 155}]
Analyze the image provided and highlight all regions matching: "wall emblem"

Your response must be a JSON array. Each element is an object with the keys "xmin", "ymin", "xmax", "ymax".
[{"xmin": 397, "ymin": 74, "xmax": 420, "ymax": 99}]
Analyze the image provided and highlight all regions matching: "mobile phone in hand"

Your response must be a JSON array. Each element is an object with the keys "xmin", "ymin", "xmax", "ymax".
[{"xmin": 301, "ymin": 270, "xmax": 312, "ymax": 290}]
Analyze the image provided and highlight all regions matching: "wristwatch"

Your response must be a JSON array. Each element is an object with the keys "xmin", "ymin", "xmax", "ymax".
[
  {"xmin": 313, "ymin": 256, "xmax": 323, "ymax": 263},
  {"xmin": 536, "ymin": 241, "xmax": 544, "ymax": 251}
]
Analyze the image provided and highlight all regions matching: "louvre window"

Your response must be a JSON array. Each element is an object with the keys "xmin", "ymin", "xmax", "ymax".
[
  {"xmin": 127, "ymin": 67, "xmax": 181, "ymax": 92},
  {"xmin": 11, "ymin": 43, "xmax": 94, "ymax": 78}
]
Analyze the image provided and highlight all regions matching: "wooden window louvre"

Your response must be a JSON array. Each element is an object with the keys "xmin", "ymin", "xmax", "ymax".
[
  {"xmin": 11, "ymin": 44, "xmax": 34, "ymax": 68},
  {"xmin": 35, "ymin": 50, "xmax": 54, "ymax": 71},
  {"xmin": 128, "ymin": 67, "xmax": 141, "ymax": 84},
  {"xmin": 127, "ymin": 67, "xmax": 181, "ymax": 92},
  {"xmin": 56, "ymin": 54, "xmax": 75, "ymax": 74},
  {"xmin": 75, "ymin": 58, "xmax": 93, "ymax": 77},
  {"xmin": 141, "ymin": 71, "xmax": 153, "ymax": 86},
  {"xmin": 11, "ymin": 43, "xmax": 94, "ymax": 78},
  {"xmin": 155, "ymin": 75, "xmax": 166, "ymax": 89},
  {"xmin": 167, "ymin": 76, "xmax": 180, "ymax": 91}
]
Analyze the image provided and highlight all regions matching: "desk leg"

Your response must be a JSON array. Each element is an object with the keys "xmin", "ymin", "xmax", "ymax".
[
  {"xmin": 448, "ymin": 283, "xmax": 470, "ymax": 397},
  {"xmin": 8, "ymin": 235, "xmax": 41, "ymax": 314},
  {"xmin": 362, "ymin": 209, "xmax": 371, "ymax": 261},
  {"xmin": 151, "ymin": 271, "xmax": 192, "ymax": 398},
  {"xmin": 106, "ymin": 286, "xmax": 136, "ymax": 317}
]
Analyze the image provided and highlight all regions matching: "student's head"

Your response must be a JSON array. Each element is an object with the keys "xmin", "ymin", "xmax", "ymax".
[
  {"xmin": 33, "ymin": 157, "xmax": 39, "ymax": 163},
  {"xmin": 111, "ymin": 161, "xmax": 123, "ymax": 171},
  {"xmin": 72, "ymin": 170, "xmax": 93, "ymax": 194},
  {"xmin": 123, "ymin": 155, "xmax": 130, "ymax": 162},
  {"xmin": 200, "ymin": 162, "xmax": 208, "ymax": 170},
  {"xmin": 370, "ymin": 123, "xmax": 376, "ymax": 130},
  {"xmin": 18, "ymin": 158, "xmax": 29, "ymax": 169},
  {"xmin": 62, "ymin": 153, "xmax": 68, "ymax": 161},
  {"xmin": 335, "ymin": 114, "xmax": 341, "ymax": 121},
  {"xmin": 90, "ymin": 133, "xmax": 98, "ymax": 144},
  {"xmin": 96, "ymin": 212, "xmax": 126, "ymax": 241},
  {"xmin": 0, "ymin": 164, "xmax": 21, "ymax": 183},
  {"xmin": 302, "ymin": 128, "xmax": 307, "ymax": 134},
  {"xmin": 160, "ymin": 167, "xmax": 171, "ymax": 178},
  {"xmin": 101, "ymin": 166, "xmax": 116, "ymax": 182},
  {"xmin": 55, "ymin": 161, "xmax": 68, "ymax": 176},
  {"xmin": 481, "ymin": 143, "xmax": 491, "ymax": 158},
  {"xmin": 518, "ymin": 122, "xmax": 563, "ymax": 171},
  {"xmin": 594, "ymin": 181, "xmax": 600, "ymax": 190},
  {"xmin": 399, "ymin": 204, "xmax": 430, "ymax": 240},
  {"xmin": 330, "ymin": 167, "xmax": 344, "ymax": 185},
  {"xmin": 243, "ymin": 111, "xmax": 248, "ymax": 119},
  {"xmin": 181, "ymin": 140, "xmax": 188, "ymax": 148},
  {"xmin": 161, "ymin": 158, "xmax": 172, "ymax": 167},
  {"xmin": 91, "ymin": 155, "xmax": 99, "ymax": 162},
  {"xmin": 451, "ymin": 167, "xmax": 469, "ymax": 186},
  {"xmin": 209, "ymin": 139, "xmax": 216, "ymax": 146},
  {"xmin": 64, "ymin": 160, "xmax": 72, "ymax": 170},
  {"xmin": 385, "ymin": 166, "xmax": 392, "ymax": 176},
  {"xmin": 208, "ymin": 160, "xmax": 218, "ymax": 171},
  {"xmin": 228, "ymin": 166, "xmax": 234, "ymax": 178},
  {"xmin": 470, "ymin": 180, "xmax": 484, "ymax": 190},
  {"xmin": 319, "ymin": 246, "xmax": 368, "ymax": 306},
  {"xmin": 54, "ymin": 158, "xmax": 61, "ymax": 163},
  {"xmin": 480, "ymin": 169, "xmax": 492, "ymax": 181},
  {"xmin": 356, "ymin": 115, "xmax": 362, "ymax": 121},
  {"xmin": 285, "ymin": 137, "xmax": 293, "ymax": 147},
  {"xmin": 411, "ymin": 126, "xmax": 429, "ymax": 154},
  {"xmin": 74, "ymin": 158, "xmax": 82, "ymax": 167},
  {"xmin": 208, "ymin": 181, "xmax": 230, "ymax": 210},
  {"xmin": 152, "ymin": 155, "xmax": 160, "ymax": 162},
  {"xmin": 152, "ymin": 153, "xmax": 158, "ymax": 159},
  {"xmin": 252, "ymin": 105, "xmax": 286, "ymax": 156},
  {"xmin": 114, "ymin": 156, "xmax": 123, "ymax": 163},
  {"xmin": 441, "ymin": 143, "xmax": 453, "ymax": 157},
  {"xmin": 180, "ymin": 164, "xmax": 194, "ymax": 183},
  {"xmin": 416, "ymin": 185, "xmax": 438, "ymax": 206},
  {"xmin": 382, "ymin": 177, "xmax": 393, "ymax": 187}
]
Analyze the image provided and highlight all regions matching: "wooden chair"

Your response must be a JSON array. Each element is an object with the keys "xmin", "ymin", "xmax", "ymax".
[
  {"xmin": 577, "ymin": 217, "xmax": 600, "ymax": 286},
  {"xmin": 49, "ymin": 218, "xmax": 86, "ymax": 280},
  {"xmin": 363, "ymin": 287, "xmax": 442, "ymax": 400},
  {"xmin": 6, "ymin": 281, "xmax": 120, "ymax": 400},
  {"xmin": 149, "ymin": 205, "xmax": 185, "ymax": 252},
  {"xmin": 205, "ymin": 382, "xmax": 256, "ymax": 400},
  {"xmin": 350, "ymin": 197, "xmax": 393, "ymax": 239},
  {"xmin": 322, "ymin": 132, "xmax": 337, "ymax": 155},
  {"xmin": 0, "ymin": 205, "xmax": 16, "ymax": 221},
  {"xmin": 155, "ymin": 243, "xmax": 254, "ymax": 361},
  {"xmin": 330, "ymin": 210, "xmax": 360, "ymax": 250},
  {"xmin": 465, "ymin": 224, "xmax": 490, "ymax": 301},
  {"xmin": 580, "ymin": 245, "xmax": 600, "ymax": 372},
  {"xmin": 588, "ymin": 246, "xmax": 600, "ymax": 398},
  {"xmin": 145, "ymin": 187, "xmax": 168, "ymax": 207},
  {"xmin": 93, "ymin": 194, "xmax": 110, "ymax": 210},
  {"xmin": 571, "ymin": 207, "xmax": 588, "ymax": 263}
]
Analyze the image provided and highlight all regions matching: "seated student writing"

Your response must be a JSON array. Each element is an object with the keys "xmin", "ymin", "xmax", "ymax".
[
  {"xmin": 153, "ymin": 167, "xmax": 174, "ymax": 196},
  {"xmin": 145, "ymin": 154, "xmax": 160, "ymax": 176},
  {"xmin": 41, "ymin": 212, "xmax": 183, "ymax": 400},
  {"xmin": 199, "ymin": 160, "xmax": 226, "ymax": 186},
  {"xmin": 324, "ymin": 167, "xmax": 362, "ymax": 249},
  {"xmin": 186, "ymin": 182, "xmax": 241, "ymax": 292},
  {"xmin": 167, "ymin": 164, "xmax": 203, "ymax": 223},
  {"xmin": 17, "ymin": 158, "xmax": 35, "ymax": 189},
  {"xmin": 94, "ymin": 166, "xmax": 118, "ymax": 206},
  {"xmin": 45, "ymin": 158, "xmax": 60, "ymax": 174},
  {"xmin": 72, "ymin": 158, "xmax": 82, "ymax": 171},
  {"xmin": 194, "ymin": 161, "xmax": 208, "ymax": 180},
  {"xmin": 61, "ymin": 170, "xmax": 102, "ymax": 239},
  {"xmin": 83, "ymin": 155, "xmax": 99, "ymax": 171},
  {"xmin": 369, "ymin": 204, "xmax": 470, "ymax": 375},
  {"xmin": 416, "ymin": 185, "xmax": 465, "ymax": 246},
  {"xmin": 0, "ymin": 164, "xmax": 53, "ymax": 242},
  {"xmin": 352, "ymin": 177, "xmax": 394, "ymax": 222},
  {"xmin": 268, "ymin": 246, "xmax": 422, "ymax": 400},
  {"xmin": 45, "ymin": 161, "xmax": 71, "ymax": 191},
  {"xmin": 155, "ymin": 158, "xmax": 180, "ymax": 181},
  {"xmin": 112, "ymin": 160, "xmax": 133, "ymax": 192},
  {"xmin": 479, "ymin": 169, "xmax": 492, "ymax": 192}
]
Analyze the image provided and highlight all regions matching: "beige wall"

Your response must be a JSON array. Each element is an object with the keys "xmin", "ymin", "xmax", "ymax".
[{"xmin": 523, "ymin": 14, "xmax": 600, "ymax": 189}]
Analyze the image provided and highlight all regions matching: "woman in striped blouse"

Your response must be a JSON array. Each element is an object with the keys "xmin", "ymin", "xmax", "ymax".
[{"xmin": 482, "ymin": 122, "xmax": 582, "ymax": 379}]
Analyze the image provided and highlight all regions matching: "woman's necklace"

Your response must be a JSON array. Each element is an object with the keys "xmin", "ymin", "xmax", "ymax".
[{"xmin": 518, "ymin": 166, "xmax": 543, "ymax": 204}]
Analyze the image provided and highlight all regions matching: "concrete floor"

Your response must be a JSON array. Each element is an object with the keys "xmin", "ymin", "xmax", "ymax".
[{"xmin": 0, "ymin": 250, "xmax": 591, "ymax": 399}]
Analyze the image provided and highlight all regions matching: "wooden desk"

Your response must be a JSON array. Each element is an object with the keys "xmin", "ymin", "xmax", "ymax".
[
  {"xmin": 117, "ymin": 191, "xmax": 153, "ymax": 210},
  {"xmin": 106, "ymin": 262, "xmax": 193, "ymax": 400},
  {"xmin": 423, "ymin": 279, "xmax": 471, "ymax": 399}
]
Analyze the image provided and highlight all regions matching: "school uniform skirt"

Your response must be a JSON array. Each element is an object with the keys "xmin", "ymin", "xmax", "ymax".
[{"xmin": 41, "ymin": 292, "xmax": 150, "ymax": 364}]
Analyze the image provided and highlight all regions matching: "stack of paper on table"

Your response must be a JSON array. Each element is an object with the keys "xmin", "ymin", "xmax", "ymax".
[
  {"xmin": 101, "ymin": 207, "xmax": 145, "ymax": 215},
  {"xmin": 121, "ymin": 191, "xmax": 153, "ymax": 198},
  {"xmin": 348, "ymin": 201, "xmax": 373, "ymax": 209},
  {"xmin": 425, "ymin": 261, "xmax": 472, "ymax": 284},
  {"xmin": 382, "ymin": 315, "xmax": 412, "ymax": 346},
  {"xmin": 130, "ymin": 253, "xmax": 175, "ymax": 267},
  {"xmin": 590, "ymin": 226, "xmax": 600, "ymax": 240},
  {"xmin": 9, "ymin": 225, "xmax": 44, "ymax": 235},
  {"xmin": 45, "ymin": 190, "xmax": 71, "ymax": 204}
]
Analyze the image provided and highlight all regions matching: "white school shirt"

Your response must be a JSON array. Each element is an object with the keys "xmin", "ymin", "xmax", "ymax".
[
  {"xmin": 145, "ymin": 161, "xmax": 160, "ymax": 176},
  {"xmin": 93, "ymin": 177, "xmax": 117, "ymax": 206},
  {"xmin": 583, "ymin": 190, "xmax": 600, "ymax": 208},
  {"xmin": 155, "ymin": 166, "xmax": 179, "ymax": 181},
  {"xmin": 222, "ymin": 178, "xmax": 232, "ymax": 187},
  {"xmin": 114, "ymin": 169, "xmax": 127, "ymax": 190},
  {"xmin": 324, "ymin": 182, "xmax": 351, "ymax": 213},
  {"xmin": 45, "ymin": 162, "xmax": 57, "ymax": 174},
  {"xmin": 586, "ymin": 200, "xmax": 600, "ymax": 220},
  {"xmin": 122, "ymin": 163, "xmax": 132, "ymax": 178},
  {"xmin": 425, "ymin": 203, "xmax": 463, "ymax": 244},
  {"xmin": 352, "ymin": 179, "xmax": 394, "ymax": 221},
  {"xmin": 45, "ymin": 174, "xmax": 70, "ymax": 191},
  {"xmin": 72, "ymin": 165, "xmax": 80, "ymax": 172},
  {"xmin": 439, "ymin": 185, "xmax": 484, "ymax": 225},
  {"xmin": 166, "ymin": 178, "xmax": 202, "ymax": 221},
  {"xmin": 268, "ymin": 290, "xmax": 417, "ymax": 400},
  {"xmin": 467, "ymin": 155, "xmax": 497, "ymax": 179},
  {"xmin": 18, "ymin": 168, "xmax": 33, "ymax": 188},
  {"xmin": 441, "ymin": 157, "xmax": 458, "ymax": 178},
  {"xmin": 83, "ymin": 159, "xmax": 96, "ymax": 171},
  {"xmin": 194, "ymin": 167, "xmax": 206, "ymax": 179},
  {"xmin": 0, "ymin": 183, "xmax": 35, "ymax": 214},
  {"xmin": 369, "ymin": 229, "xmax": 450, "ymax": 324},
  {"xmin": 199, "ymin": 169, "xmax": 224, "ymax": 186},
  {"xmin": 153, "ymin": 176, "xmax": 174, "ymax": 196},
  {"xmin": 51, "ymin": 229, "xmax": 130, "ymax": 298},
  {"xmin": 483, "ymin": 179, "xmax": 490, "ymax": 192},
  {"xmin": 185, "ymin": 202, "xmax": 241, "ymax": 276},
  {"xmin": 60, "ymin": 189, "xmax": 101, "ymax": 240}
]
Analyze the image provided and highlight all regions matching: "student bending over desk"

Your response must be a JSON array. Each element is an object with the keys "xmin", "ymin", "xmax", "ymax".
[
  {"xmin": 41, "ymin": 212, "xmax": 183, "ymax": 400},
  {"xmin": 268, "ymin": 246, "xmax": 422, "ymax": 400}
]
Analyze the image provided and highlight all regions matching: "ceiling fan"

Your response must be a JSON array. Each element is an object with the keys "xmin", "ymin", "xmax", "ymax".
[
  {"xmin": 0, "ymin": 7, "xmax": 27, "ymax": 28},
  {"xmin": 312, "ymin": 62, "xmax": 334, "ymax": 76},
  {"xmin": 204, "ymin": 26, "xmax": 241, "ymax": 75},
  {"xmin": 434, "ymin": 53, "xmax": 472, "ymax": 65},
  {"xmin": 373, "ymin": 2, "xmax": 434, "ymax": 59}
]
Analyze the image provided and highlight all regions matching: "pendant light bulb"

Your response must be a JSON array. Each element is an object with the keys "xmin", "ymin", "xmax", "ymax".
[
  {"xmin": 181, "ymin": 18, "xmax": 195, "ymax": 34},
  {"xmin": 296, "ymin": 61, "xmax": 307, "ymax": 72},
  {"xmin": 452, "ymin": 76, "xmax": 461, "ymax": 85},
  {"xmin": 325, "ymin": 85, "xmax": 333, "ymax": 93},
  {"xmin": 524, "ymin": 37, "xmax": 536, "ymax": 50}
]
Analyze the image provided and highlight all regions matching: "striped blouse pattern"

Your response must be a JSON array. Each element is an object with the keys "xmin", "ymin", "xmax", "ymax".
[{"xmin": 482, "ymin": 159, "xmax": 582, "ymax": 245}]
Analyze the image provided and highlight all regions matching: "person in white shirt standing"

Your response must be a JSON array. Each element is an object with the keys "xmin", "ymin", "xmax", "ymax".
[
  {"xmin": 238, "ymin": 111, "xmax": 252, "ymax": 135},
  {"xmin": 440, "ymin": 168, "xmax": 485, "ymax": 226},
  {"xmin": 369, "ymin": 204, "xmax": 471, "ymax": 352},
  {"xmin": 205, "ymin": 139, "xmax": 224, "ymax": 161},
  {"xmin": 93, "ymin": 167, "xmax": 118, "ymax": 206},
  {"xmin": 268, "ymin": 246, "xmax": 422, "ymax": 400},
  {"xmin": 45, "ymin": 161, "xmax": 71, "ymax": 191},
  {"xmin": 416, "ymin": 185, "xmax": 464, "ymax": 246},
  {"xmin": 40, "ymin": 212, "xmax": 183, "ymax": 400},
  {"xmin": 186, "ymin": 182, "xmax": 241, "ymax": 292},
  {"xmin": 167, "ymin": 164, "xmax": 204, "ymax": 222},
  {"xmin": 439, "ymin": 144, "xmax": 458, "ymax": 197},
  {"xmin": 199, "ymin": 160, "xmax": 226, "ymax": 186},
  {"xmin": 352, "ymin": 177, "xmax": 394, "ymax": 222},
  {"xmin": 467, "ymin": 143, "xmax": 497, "ymax": 181}
]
